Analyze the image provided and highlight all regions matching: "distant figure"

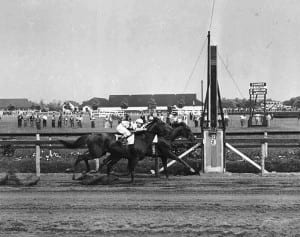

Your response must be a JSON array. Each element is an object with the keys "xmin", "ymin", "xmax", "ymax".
[
  {"xmin": 108, "ymin": 114, "xmax": 113, "ymax": 128},
  {"xmin": 70, "ymin": 115, "xmax": 74, "ymax": 128},
  {"xmin": 36, "ymin": 115, "xmax": 41, "ymax": 130},
  {"xmin": 194, "ymin": 115, "xmax": 199, "ymax": 128},
  {"xmin": 42, "ymin": 114, "xmax": 47, "ymax": 128},
  {"xmin": 51, "ymin": 113, "xmax": 56, "ymax": 128},
  {"xmin": 90, "ymin": 115, "xmax": 95, "ymax": 128},
  {"xmin": 224, "ymin": 114, "xmax": 230, "ymax": 128},
  {"xmin": 23, "ymin": 115, "xmax": 28, "ymax": 127},
  {"xmin": 240, "ymin": 114, "xmax": 246, "ymax": 127},
  {"xmin": 30, "ymin": 114, "xmax": 34, "ymax": 127},
  {"xmin": 140, "ymin": 112, "xmax": 146, "ymax": 123},
  {"xmin": 254, "ymin": 114, "xmax": 260, "ymax": 125},
  {"xmin": 77, "ymin": 114, "xmax": 83, "ymax": 128},
  {"xmin": 64, "ymin": 115, "xmax": 68, "ymax": 126},
  {"xmin": 104, "ymin": 115, "xmax": 110, "ymax": 128},
  {"xmin": 266, "ymin": 114, "xmax": 272, "ymax": 127},
  {"xmin": 17, "ymin": 114, "xmax": 23, "ymax": 128},
  {"xmin": 58, "ymin": 113, "xmax": 62, "ymax": 128}
]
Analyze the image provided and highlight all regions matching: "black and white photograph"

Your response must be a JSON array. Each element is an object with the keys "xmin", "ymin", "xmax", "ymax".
[{"xmin": 0, "ymin": 0, "xmax": 300, "ymax": 236}]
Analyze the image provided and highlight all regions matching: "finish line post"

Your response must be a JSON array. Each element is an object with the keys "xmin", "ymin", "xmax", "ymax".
[{"xmin": 202, "ymin": 32, "xmax": 225, "ymax": 173}]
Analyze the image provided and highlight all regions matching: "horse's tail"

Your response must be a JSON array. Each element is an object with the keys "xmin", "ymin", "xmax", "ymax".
[{"xmin": 59, "ymin": 135, "xmax": 89, "ymax": 148}]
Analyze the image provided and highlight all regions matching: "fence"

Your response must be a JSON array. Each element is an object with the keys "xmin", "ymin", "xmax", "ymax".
[{"xmin": 0, "ymin": 131, "xmax": 300, "ymax": 176}]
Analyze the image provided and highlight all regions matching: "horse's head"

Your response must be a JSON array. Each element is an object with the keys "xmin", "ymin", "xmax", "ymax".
[
  {"xmin": 145, "ymin": 117, "xmax": 172, "ymax": 137},
  {"xmin": 172, "ymin": 122, "xmax": 195, "ymax": 142}
]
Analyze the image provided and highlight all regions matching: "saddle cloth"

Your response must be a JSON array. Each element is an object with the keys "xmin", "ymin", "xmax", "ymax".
[
  {"xmin": 115, "ymin": 134, "xmax": 158, "ymax": 145},
  {"xmin": 115, "ymin": 134, "xmax": 135, "ymax": 145}
]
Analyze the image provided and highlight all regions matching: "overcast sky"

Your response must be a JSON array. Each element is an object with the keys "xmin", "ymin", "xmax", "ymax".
[{"xmin": 0, "ymin": 0, "xmax": 299, "ymax": 103}]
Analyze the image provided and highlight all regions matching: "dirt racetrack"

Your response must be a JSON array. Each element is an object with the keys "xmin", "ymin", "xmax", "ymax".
[{"xmin": 1, "ymin": 173, "xmax": 300, "ymax": 237}]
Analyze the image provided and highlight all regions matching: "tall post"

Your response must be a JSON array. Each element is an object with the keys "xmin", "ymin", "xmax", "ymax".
[
  {"xmin": 201, "ymin": 80, "xmax": 204, "ymax": 113},
  {"xmin": 202, "ymin": 31, "xmax": 224, "ymax": 173},
  {"xmin": 207, "ymin": 31, "xmax": 211, "ymax": 128},
  {"xmin": 210, "ymin": 46, "xmax": 218, "ymax": 128}
]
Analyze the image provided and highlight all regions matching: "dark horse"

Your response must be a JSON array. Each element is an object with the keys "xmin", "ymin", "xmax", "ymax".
[
  {"xmin": 60, "ymin": 118, "xmax": 195, "ymax": 182},
  {"xmin": 60, "ymin": 132, "xmax": 116, "ymax": 180}
]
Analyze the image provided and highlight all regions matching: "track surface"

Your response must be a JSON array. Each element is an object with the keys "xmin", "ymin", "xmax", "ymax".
[{"xmin": 1, "ymin": 173, "xmax": 300, "ymax": 237}]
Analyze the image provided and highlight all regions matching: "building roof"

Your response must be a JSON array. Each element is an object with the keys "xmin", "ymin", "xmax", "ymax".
[
  {"xmin": 108, "ymin": 94, "xmax": 202, "ymax": 107},
  {"xmin": 0, "ymin": 98, "xmax": 32, "ymax": 109}
]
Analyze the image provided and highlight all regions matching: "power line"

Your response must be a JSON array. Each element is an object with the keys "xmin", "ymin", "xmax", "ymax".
[
  {"xmin": 183, "ymin": 37, "xmax": 207, "ymax": 92},
  {"xmin": 209, "ymin": 0, "xmax": 216, "ymax": 31},
  {"xmin": 217, "ymin": 52, "xmax": 245, "ymax": 98}
]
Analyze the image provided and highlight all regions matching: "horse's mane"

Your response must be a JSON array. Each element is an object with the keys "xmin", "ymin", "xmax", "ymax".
[
  {"xmin": 172, "ymin": 122, "xmax": 188, "ymax": 128},
  {"xmin": 145, "ymin": 118, "xmax": 173, "ymax": 137}
]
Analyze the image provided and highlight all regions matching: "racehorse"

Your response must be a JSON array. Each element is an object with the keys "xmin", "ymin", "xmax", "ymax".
[
  {"xmin": 100, "ymin": 118, "xmax": 195, "ymax": 182},
  {"xmin": 60, "ymin": 132, "xmax": 116, "ymax": 180},
  {"xmin": 60, "ymin": 118, "xmax": 195, "ymax": 182}
]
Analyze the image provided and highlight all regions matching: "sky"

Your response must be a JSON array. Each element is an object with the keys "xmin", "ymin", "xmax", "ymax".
[{"xmin": 0, "ymin": 0, "xmax": 300, "ymax": 103}]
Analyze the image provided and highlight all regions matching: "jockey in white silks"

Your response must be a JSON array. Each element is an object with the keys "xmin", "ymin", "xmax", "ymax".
[
  {"xmin": 116, "ymin": 119, "xmax": 134, "ymax": 144},
  {"xmin": 132, "ymin": 118, "xmax": 145, "ymax": 131}
]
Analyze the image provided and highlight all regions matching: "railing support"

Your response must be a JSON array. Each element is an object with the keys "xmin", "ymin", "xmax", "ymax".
[
  {"xmin": 261, "ymin": 132, "xmax": 268, "ymax": 176},
  {"xmin": 95, "ymin": 158, "xmax": 100, "ymax": 171},
  {"xmin": 49, "ymin": 136, "xmax": 53, "ymax": 158},
  {"xmin": 226, "ymin": 143, "xmax": 268, "ymax": 173},
  {"xmin": 36, "ymin": 133, "xmax": 41, "ymax": 177}
]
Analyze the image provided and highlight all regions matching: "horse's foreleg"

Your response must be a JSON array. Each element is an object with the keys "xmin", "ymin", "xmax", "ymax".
[
  {"xmin": 161, "ymin": 157, "xmax": 168, "ymax": 179},
  {"xmin": 127, "ymin": 156, "xmax": 138, "ymax": 183},
  {"xmin": 84, "ymin": 159, "xmax": 90, "ymax": 173},
  {"xmin": 73, "ymin": 152, "xmax": 91, "ymax": 180},
  {"xmin": 73, "ymin": 155, "xmax": 83, "ymax": 180},
  {"xmin": 98, "ymin": 155, "xmax": 111, "ymax": 172},
  {"xmin": 106, "ymin": 155, "xmax": 121, "ymax": 178}
]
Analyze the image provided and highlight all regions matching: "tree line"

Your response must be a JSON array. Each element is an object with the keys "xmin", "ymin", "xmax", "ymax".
[{"xmin": 6, "ymin": 96, "xmax": 300, "ymax": 112}]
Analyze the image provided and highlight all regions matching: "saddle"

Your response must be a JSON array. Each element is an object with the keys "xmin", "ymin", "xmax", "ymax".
[{"xmin": 115, "ymin": 134, "xmax": 134, "ymax": 146}]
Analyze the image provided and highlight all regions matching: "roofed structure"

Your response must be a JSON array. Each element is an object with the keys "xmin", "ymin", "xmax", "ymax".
[
  {"xmin": 108, "ymin": 94, "xmax": 201, "ymax": 107},
  {"xmin": 0, "ymin": 99, "xmax": 32, "ymax": 110}
]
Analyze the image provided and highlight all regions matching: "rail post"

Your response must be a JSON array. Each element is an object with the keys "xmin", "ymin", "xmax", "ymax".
[
  {"xmin": 49, "ymin": 136, "xmax": 52, "ymax": 158},
  {"xmin": 261, "ymin": 131, "xmax": 268, "ymax": 176},
  {"xmin": 95, "ymin": 159, "xmax": 100, "ymax": 171},
  {"xmin": 36, "ymin": 133, "xmax": 41, "ymax": 177}
]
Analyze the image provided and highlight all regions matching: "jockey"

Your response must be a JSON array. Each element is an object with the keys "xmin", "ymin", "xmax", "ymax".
[
  {"xmin": 133, "ymin": 118, "xmax": 145, "ymax": 131},
  {"xmin": 116, "ymin": 118, "xmax": 131, "ymax": 138}
]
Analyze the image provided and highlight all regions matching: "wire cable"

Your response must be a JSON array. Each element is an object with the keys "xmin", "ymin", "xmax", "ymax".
[
  {"xmin": 217, "ymin": 51, "xmax": 245, "ymax": 98},
  {"xmin": 183, "ymin": 37, "xmax": 207, "ymax": 92},
  {"xmin": 209, "ymin": 0, "xmax": 216, "ymax": 31}
]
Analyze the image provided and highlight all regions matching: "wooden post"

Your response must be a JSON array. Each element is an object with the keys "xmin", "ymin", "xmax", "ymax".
[
  {"xmin": 49, "ymin": 136, "xmax": 52, "ymax": 158},
  {"xmin": 261, "ymin": 132, "xmax": 268, "ymax": 176},
  {"xmin": 36, "ymin": 133, "xmax": 41, "ymax": 177},
  {"xmin": 261, "ymin": 143, "xmax": 265, "ymax": 176},
  {"xmin": 95, "ymin": 158, "xmax": 100, "ymax": 171}
]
